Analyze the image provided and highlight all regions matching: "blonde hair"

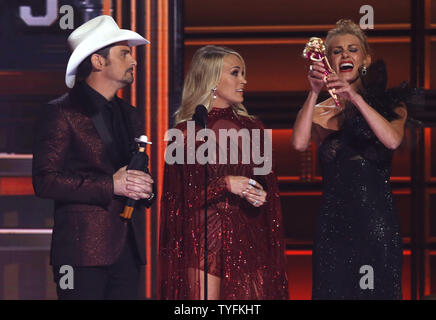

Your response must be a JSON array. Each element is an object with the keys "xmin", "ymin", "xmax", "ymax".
[
  {"xmin": 325, "ymin": 19, "xmax": 370, "ymax": 57},
  {"xmin": 174, "ymin": 45, "xmax": 253, "ymax": 124}
]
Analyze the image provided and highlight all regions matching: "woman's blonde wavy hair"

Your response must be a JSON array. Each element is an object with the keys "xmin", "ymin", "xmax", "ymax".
[
  {"xmin": 325, "ymin": 19, "xmax": 371, "ymax": 58},
  {"xmin": 174, "ymin": 45, "xmax": 253, "ymax": 125}
]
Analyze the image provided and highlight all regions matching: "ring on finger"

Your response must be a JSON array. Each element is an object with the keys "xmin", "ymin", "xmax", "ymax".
[
  {"xmin": 248, "ymin": 179, "xmax": 256, "ymax": 187},
  {"xmin": 309, "ymin": 65, "xmax": 313, "ymax": 71},
  {"xmin": 253, "ymin": 200, "xmax": 259, "ymax": 206}
]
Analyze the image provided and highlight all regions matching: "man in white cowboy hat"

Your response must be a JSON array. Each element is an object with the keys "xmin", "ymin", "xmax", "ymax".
[{"xmin": 32, "ymin": 15, "xmax": 153, "ymax": 299}]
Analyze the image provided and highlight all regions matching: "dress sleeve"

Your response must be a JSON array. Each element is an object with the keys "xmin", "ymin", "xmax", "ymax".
[
  {"xmin": 164, "ymin": 121, "xmax": 230, "ymax": 210},
  {"xmin": 180, "ymin": 164, "xmax": 229, "ymax": 210}
]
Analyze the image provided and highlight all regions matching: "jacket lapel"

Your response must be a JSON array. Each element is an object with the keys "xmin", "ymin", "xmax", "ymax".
[
  {"xmin": 71, "ymin": 84, "xmax": 122, "ymax": 168},
  {"xmin": 117, "ymin": 97, "xmax": 139, "ymax": 156},
  {"xmin": 90, "ymin": 110, "xmax": 122, "ymax": 167}
]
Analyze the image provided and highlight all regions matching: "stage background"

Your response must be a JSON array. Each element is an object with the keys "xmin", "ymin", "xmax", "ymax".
[{"xmin": 0, "ymin": 0, "xmax": 436, "ymax": 300}]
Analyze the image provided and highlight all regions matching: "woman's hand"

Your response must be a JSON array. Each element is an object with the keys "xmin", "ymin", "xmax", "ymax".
[
  {"xmin": 325, "ymin": 73, "xmax": 359, "ymax": 102},
  {"xmin": 225, "ymin": 176, "xmax": 267, "ymax": 207},
  {"xmin": 308, "ymin": 61, "xmax": 327, "ymax": 95}
]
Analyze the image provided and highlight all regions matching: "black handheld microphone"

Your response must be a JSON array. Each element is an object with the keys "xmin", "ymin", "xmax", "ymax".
[
  {"xmin": 120, "ymin": 135, "xmax": 152, "ymax": 219},
  {"xmin": 192, "ymin": 104, "xmax": 208, "ymax": 128}
]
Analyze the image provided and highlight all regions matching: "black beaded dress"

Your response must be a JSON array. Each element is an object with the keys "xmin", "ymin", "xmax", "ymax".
[{"xmin": 312, "ymin": 62, "xmax": 406, "ymax": 299}]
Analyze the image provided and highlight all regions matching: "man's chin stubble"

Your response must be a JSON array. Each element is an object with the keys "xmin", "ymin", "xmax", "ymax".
[{"xmin": 120, "ymin": 76, "xmax": 134, "ymax": 86}]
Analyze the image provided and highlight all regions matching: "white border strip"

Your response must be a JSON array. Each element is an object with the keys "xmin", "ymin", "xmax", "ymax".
[
  {"xmin": 0, "ymin": 229, "xmax": 52, "ymax": 234},
  {"xmin": 0, "ymin": 154, "xmax": 33, "ymax": 159}
]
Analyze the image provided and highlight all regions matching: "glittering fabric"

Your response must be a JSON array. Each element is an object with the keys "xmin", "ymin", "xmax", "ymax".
[
  {"xmin": 159, "ymin": 107, "xmax": 288, "ymax": 300},
  {"xmin": 312, "ymin": 88, "xmax": 405, "ymax": 299},
  {"xmin": 32, "ymin": 83, "xmax": 147, "ymax": 267}
]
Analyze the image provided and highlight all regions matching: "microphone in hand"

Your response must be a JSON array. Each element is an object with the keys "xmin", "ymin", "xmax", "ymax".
[{"xmin": 120, "ymin": 135, "xmax": 153, "ymax": 219}]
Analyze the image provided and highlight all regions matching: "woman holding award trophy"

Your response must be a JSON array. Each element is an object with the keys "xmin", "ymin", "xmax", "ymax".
[{"xmin": 291, "ymin": 19, "xmax": 408, "ymax": 299}]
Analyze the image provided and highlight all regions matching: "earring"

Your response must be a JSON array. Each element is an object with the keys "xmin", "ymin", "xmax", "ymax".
[
  {"xmin": 212, "ymin": 87, "xmax": 217, "ymax": 99},
  {"xmin": 360, "ymin": 65, "xmax": 367, "ymax": 76}
]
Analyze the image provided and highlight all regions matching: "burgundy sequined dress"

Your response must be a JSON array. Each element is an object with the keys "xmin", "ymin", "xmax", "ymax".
[{"xmin": 159, "ymin": 107, "xmax": 289, "ymax": 299}]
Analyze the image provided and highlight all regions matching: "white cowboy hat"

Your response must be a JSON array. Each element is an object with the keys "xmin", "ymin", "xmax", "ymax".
[{"xmin": 65, "ymin": 15, "xmax": 150, "ymax": 88}]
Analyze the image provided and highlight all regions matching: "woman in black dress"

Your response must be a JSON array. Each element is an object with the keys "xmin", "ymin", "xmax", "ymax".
[{"xmin": 291, "ymin": 19, "xmax": 407, "ymax": 299}]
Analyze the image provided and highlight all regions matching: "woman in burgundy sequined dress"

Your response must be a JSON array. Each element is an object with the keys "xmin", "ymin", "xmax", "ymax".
[{"xmin": 159, "ymin": 45, "xmax": 288, "ymax": 300}]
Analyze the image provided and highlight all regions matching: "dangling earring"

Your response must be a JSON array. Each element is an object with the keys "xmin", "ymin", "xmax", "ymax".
[
  {"xmin": 360, "ymin": 65, "xmax": 367, "ymax": 76},
  {"xmin": 212, "ymin": 87, "xmax": 217, "ymax": 99}
]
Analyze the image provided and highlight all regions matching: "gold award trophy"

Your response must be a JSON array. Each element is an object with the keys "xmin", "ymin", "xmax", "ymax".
[{"xmin": 303, "ymin": 37, "xmax": 340, "ymax": 107}]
